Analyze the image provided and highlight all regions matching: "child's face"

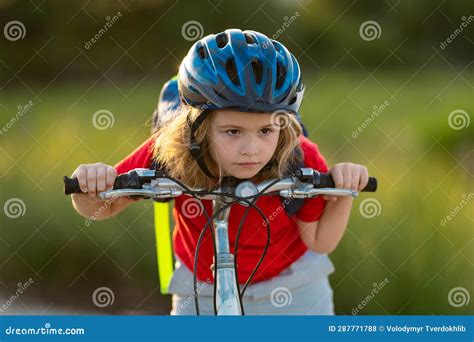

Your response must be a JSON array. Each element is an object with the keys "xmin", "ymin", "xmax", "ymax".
[{"xmin": 208, "ymin": 109, "xmax": 280, "ymax": 179}]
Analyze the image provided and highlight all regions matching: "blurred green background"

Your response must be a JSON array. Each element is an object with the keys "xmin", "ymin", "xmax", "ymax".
[{"xmin": 0, "ymin": 0, "xmax": 472, "ymax": 315}]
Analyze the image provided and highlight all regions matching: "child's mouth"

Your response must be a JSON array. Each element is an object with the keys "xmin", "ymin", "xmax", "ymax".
[{"xmin": 236, "ymin": 162, "xmax": 260, "ymax": 168}]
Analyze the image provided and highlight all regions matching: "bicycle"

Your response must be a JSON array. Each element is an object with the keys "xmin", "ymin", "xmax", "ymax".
[{"xmin": 64, "ymin": 167, "xmax": 377, "ymax": 315}]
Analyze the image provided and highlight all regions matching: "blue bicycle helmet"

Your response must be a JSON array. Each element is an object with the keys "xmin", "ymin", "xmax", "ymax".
[
  {"xmin": 151, "ymin": 76, "xmax": 181, "ymax": 134},
  {"xmin": 178, "ymin": 29, "xmax": 305, "ymax": 114},
  {"xmin": 178, "ymin": 29, "xmax": 305, "ymax": 180}
]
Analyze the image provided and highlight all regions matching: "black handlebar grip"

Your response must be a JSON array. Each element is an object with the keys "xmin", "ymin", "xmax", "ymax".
[
  {"xmin": 363, "ymin": 177, "xmax": 377, "ymax": 192},
  {"xmin": 63, "ymin": 176, "xmax": 82, "ymax": 195},
  {"xmin": 313, "ymin": 173, "xmax": 378, "ymax": 192},
  {"xmin": 63, "ymin": 171, "xmax": 144, "ymax": 195}
]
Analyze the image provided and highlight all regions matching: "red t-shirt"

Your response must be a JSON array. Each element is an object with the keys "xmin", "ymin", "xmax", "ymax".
[{"xmin": 114, "ymin": 135, "xmax": 328, "ymax": 283}]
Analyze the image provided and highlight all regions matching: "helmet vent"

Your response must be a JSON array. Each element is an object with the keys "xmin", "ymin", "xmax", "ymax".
[
  {"xmin": 198, "ymin": 46, "xmax": 208, "ymax": 59},
  {"xmin": 225, "ymin": 58, "xmax": 241, "ymax": 87},
  {"xmin": 216, "ymin": 33, "xmax": 228, "ymax": 48},
  {"xmin": 251, "ymin": 58, "xmax": 263, "ymax": 84},
  {"xmin": 244, "ymin": 33, "xmax": 256, "ymax": 44},
  {"xmin": 275, "ymin": 61, "xmax": 286, "ymax": 90}
]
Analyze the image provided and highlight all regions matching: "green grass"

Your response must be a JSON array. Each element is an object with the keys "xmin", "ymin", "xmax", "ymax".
[{"xmin": 0, "ymin": 70, "xmax": 472, "ymax": 314}]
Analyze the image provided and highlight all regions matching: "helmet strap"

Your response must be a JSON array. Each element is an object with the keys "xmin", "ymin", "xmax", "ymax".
[{"xmin": 187, "ymin": 110, "xmax": 218, "ymax": 179}]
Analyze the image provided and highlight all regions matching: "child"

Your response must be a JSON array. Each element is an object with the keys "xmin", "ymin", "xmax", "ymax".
[{"xmin": 70, "ymin": 29, "xmax": 369, "ymax": 315}]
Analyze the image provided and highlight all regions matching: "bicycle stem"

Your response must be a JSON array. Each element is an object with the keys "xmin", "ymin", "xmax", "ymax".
[{"xmin": 211, "ymin": 192, "xmax": 242, "ymax": 315}]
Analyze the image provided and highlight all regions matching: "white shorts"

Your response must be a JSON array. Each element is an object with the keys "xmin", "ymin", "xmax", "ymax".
[{"xmin": 168, "ymin": 250, "xmax": 335, "ymax": 315}]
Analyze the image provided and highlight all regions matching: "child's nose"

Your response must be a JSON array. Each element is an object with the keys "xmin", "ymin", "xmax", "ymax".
[{"xmin": 240, "ymin": 141, "xmax": 259, "ymax": 156}]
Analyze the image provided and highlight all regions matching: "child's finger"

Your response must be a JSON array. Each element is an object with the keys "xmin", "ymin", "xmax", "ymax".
[
  {"xmin": 351, "ymin": 168, "xmax": 359, "ymax": 192},
  {"xmin": 331, "ymin": 168, "xmax": 343, "ymax": 189},
  {"xmin": 96, "ymin": 166, "xmax": 107, "ymax": 193},
  {"xmin": 322, "ymin": 195, "xmax": 337, "ymax": 201},
  {"xmin": 358, "ymin": 167, "xmax": 369, "ymax": 191},
  {"xmin": 106, "ymin": 166, "xmax": 117, "ymax": 191},
  {"xmin": 74, "ymin": 165, "xmax": 88, "ymax": 193},
  {"xmin": 87, "ymin": 168, "xmax": 97, "ymax": 197},
  {"xmin": 342, "ymin": 167, "xmax": 352, "ymax": 190}
]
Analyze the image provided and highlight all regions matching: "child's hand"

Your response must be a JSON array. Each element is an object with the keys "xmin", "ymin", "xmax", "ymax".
[
  {"xmin": 322, "ymin": 163, "xmax": 369, "ymax": 202},
  {"xmin": 71, "ymin": 163, "xmax": 117, "ymax": 198}
]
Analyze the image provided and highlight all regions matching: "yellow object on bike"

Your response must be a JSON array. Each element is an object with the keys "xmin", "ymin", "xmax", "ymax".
[{"xmin": 154, "ymin": 201, "xmax": 174, "ymax": 294}]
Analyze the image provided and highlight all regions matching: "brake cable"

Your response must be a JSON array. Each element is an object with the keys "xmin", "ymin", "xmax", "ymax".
[
  {"xmin": 163, "ymin": 173, "xmax": 295, "ymax": 315},
  {"xmin": 234, "ymin": 174, "xmax": 297, "ymax": 299}
]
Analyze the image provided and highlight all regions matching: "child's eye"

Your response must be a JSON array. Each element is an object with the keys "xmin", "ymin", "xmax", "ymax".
[
  {"xmin": 260, "ymin": 128, "xmax": 273, "ymax": 135},
  {"xmin": 226, "ymin": 129, "xmax": 240, "ymax": 136}
]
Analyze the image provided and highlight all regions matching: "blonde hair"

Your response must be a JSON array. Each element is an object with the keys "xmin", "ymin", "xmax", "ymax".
[{"xmin": 153, "ymin": 106, "xmax": 303, "ymax": 190}]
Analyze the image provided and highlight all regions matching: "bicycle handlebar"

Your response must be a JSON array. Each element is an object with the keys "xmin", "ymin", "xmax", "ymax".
[{"xmin": 63, "ymin": 168, "xmax": 377, "ymax": 199}]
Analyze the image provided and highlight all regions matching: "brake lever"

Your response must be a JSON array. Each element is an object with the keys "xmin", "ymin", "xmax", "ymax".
[
  {"xmin": 98, "ymin": 185, "xmax": 183, "ymax": 200},
  {"xmin": 280, "ymin": 187, "xmax": 358, "ymax": 198}
]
